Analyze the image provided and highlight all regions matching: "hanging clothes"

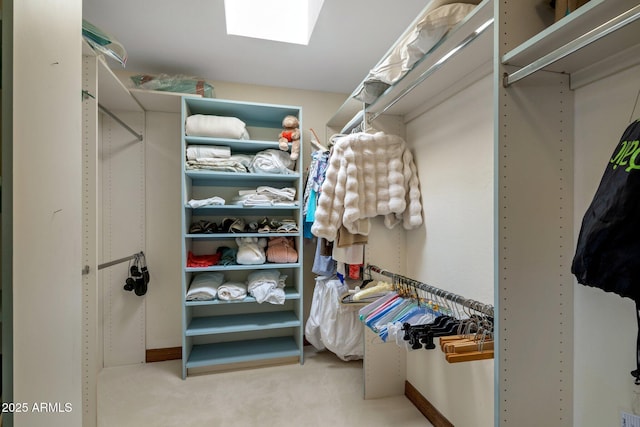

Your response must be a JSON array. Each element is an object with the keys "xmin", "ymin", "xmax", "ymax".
[
  {"xmin": 311, "ymin": 132, "xmax": 423, "ymax": 242},
  {"xmin": 572, "ymin": 119, "xmax": 640, "ymax": 301},
  {"xmin": 572, "ymin": 119, "xmax": 640, "ymax": 383}
]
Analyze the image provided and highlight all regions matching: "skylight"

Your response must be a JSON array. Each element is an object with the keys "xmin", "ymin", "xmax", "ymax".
[{"xmin": 224, "ymin": 0, "xmax": 325, "ymax": 45}]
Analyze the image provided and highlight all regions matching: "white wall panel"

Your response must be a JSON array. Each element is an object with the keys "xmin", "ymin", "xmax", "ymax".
[
  {"xmin": 12, "ymin": 0, "xmax": 83, "ymax": 425},
  {"xmin": 404, "ymin": 74, "xmax": 494, "ymax": 427},
  {"xmin": 144, "ymin": 112, "xmax": 182, "ymax": 349},
  {"xmin": 100, "ymin": 112, "xmax": 146, "ymax": 367},
  {"xmin": 573, "ymin": 63, "xmax": 640, "ymax": 427}
]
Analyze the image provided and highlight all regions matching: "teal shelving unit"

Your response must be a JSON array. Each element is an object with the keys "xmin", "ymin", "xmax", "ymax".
[{"xmin": 181, "ymin": 96, "xmax": 304, "ymax": 378}]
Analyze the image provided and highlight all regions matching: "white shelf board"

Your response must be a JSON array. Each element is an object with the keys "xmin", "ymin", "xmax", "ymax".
[
  {"xmin": 96, "ymin": 56, "xmax": 142, "ymax": 113},
  {"xmin": 327, "ymin": 0, "xmax": 493, "ymax": 129},
  {"xmin": 366, "ymin": 0, "xmax": 493, "ymax": 118},
  {"xmin": 502, "ymin": 0, "xmax": 640, "ymax": 74},
  {"xmin": 130, "ymin": 89, "xmax": 201, "ymax": 113}
]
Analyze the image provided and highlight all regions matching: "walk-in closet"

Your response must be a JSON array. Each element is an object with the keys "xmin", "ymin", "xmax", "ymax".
[{"xmin": 3, "ymin": 0, "xmax": 640, "ymax": 426}]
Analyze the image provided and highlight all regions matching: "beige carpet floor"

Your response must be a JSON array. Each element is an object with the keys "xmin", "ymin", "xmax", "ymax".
[{"xmin": 98, "ymin": 347, "xmax": 431, "ymax": 427}]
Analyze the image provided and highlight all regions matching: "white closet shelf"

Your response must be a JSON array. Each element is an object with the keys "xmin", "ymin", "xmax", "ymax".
[
  {"xmin": 502, "ymin": 0, "xmax": 640, "ymax": 76},
  {"xmin": 186, "ymin": 337, "xmax": 299, "ymax": 369},
  {"xmin": 130, "ymin": 88, "xmax": 201, "ymax": 113},
  {"xmin": 327, "ymin": 0, "xmax": 493, "ymax": 130},
  {"xmin": 186, "ymin": 311, "xmax": 299, "ymax": 336},
  {"xmin": 185, "ymin": 288, "xmax": 301, "ymax": 306},
  {"xmin": 96, "ymin": 57, "xmax": 142, "ymax": 113}
]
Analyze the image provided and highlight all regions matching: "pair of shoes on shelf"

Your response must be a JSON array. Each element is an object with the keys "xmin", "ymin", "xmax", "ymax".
[
  {"xmin": 189, "ymin": 220, "xmax": 218, "ymax": 234},
  {"xmin": 221, "ymin": 218, "xmax": 246, "ymax": 233},
  {"xmin": 258, "ymin": 217, "xmax": 279, "ymax": 233}
]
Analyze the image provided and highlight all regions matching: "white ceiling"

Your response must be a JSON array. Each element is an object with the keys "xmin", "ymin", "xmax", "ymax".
[{"xmin": 82, "ymin": 0, "xmax": 428, "ymax": 95}]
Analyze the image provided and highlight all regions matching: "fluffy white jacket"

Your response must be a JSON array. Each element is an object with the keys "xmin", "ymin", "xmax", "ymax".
[{"xmin": 311, "ymin": 132, "xmax": 422, "ymax": 241}]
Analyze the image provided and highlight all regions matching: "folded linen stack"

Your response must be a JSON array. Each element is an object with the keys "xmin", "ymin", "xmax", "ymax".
[
  {"xmin": 186, "ymin": 153, "xmax": 253, "ymax": 173},
  {"xmin": 186, "ymin": 272, "xmax": 225, "ymax": 301},
  {"xmin": 247, "ymin": 270, "xmax": 287, "ymax": 304},
  {"xmin": 249, "ymin": 149, "xmax": 296, "ymax": 175},
  {"xmin": 233, "ymin": 186, "xmax": 297, "ymax": 207}
]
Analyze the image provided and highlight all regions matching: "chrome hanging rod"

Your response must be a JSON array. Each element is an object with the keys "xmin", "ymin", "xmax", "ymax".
[
  {"xmin": 98, "ymin": 103, "xmax": 144, "ymax": 141},
  {"xmin": 366, "ymin": 264, "xmax": 494, "ymax": 317},
  {"xmin": 82, "ymin": 251, "xmax": 145, "ymax": 275},
  {"xmin": 504, "ymin": 4, "xmax": 640, "ymax": 87}
]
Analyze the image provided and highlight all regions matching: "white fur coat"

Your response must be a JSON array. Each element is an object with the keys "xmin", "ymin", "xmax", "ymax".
[{"xmin": 311, "ymin": 132, "xmax": 423, "ymax": 242}]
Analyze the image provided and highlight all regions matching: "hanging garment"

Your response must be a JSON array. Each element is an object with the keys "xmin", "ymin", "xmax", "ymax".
[
  {"xmin": 572, "ymin": 120, "xmax": 640, "ymax": 301},
  {"xmin": 572, "ymin": 120, "xmax": 640, "ymax": 384},
  {"xmin": 311, "ymin": 132, "xmax": 423, "ymax": 242}
]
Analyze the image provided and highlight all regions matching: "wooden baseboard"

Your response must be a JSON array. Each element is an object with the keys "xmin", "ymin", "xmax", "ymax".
[
  {"xmin": 145, "ymin": 347, "xmax": 182, "ymax": 363},
  {"xmin": 405, "ymin": 381, "xmax": 454, "ymax": 427}
]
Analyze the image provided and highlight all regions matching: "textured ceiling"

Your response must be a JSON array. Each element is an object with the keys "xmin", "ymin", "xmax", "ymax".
[{"xmin": 82, "ymin": 0, "xmax": 427, "ymax": 94}]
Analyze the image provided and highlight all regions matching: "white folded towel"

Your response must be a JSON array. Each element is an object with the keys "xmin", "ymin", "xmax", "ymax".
[
  {"xmin": 187, "ymin": 196, "xmax": 226, "ymax": 208},
  {"xmin": 185, "ymin": 114, "xmax": 250, "ymax": 140},
  {"xmin": 186, "ymin": 272, "xmax": 225, "ymax": 301},
  {"xmin": 217, "ymin": 282, "xmax": 248, "ymax": 301}
]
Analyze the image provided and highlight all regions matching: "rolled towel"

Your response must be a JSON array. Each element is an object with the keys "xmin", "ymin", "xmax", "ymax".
[
  {"xmin": 185, "ymin": 114, "xmax": 250, "ymax": 140},
  {"xmin": 217, "ymin": 281, "xmax": 248, "ymax": 301}
]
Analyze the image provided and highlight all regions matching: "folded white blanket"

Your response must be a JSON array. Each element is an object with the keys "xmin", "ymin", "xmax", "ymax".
[
  {"xmin": 249, "ymin": 149, "xmax": 296, "ymax": 175},
  {"xmin": 185, "ymin": 114, "xmax": 250, "ymax": 140},
  {"xmin": 186, "ymin": 145, "xmax": 231, "ymax": 160},
  {"xmin": 217, "ymin": 282, "xmax": 248, "ymax": 301},
  {"xmin": 186, "ymin": 272, "xmax": 225, "ymax": 301}
]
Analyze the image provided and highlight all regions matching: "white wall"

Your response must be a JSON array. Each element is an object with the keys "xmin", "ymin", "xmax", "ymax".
[
  {"xmin": 573, "ymin": 63, "xmax": 640, "ymax": 426},
  {"xmin": 11, "ymin": 0, "xmax": 83, "ymax": 425},
  {"xmin": 404, "ymin": 74, "xmax": 494, "ymax": 427}
]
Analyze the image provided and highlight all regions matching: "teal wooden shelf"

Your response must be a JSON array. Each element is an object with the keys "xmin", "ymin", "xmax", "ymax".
[
  {"xmin": 186, "ymin": 170, "xmax": 300, "ymax": 183},
  {"xmin": 185, "ymin": 336, "xmax": 300, "ymax": 369},
  {"xmin": 186, "ymin": 311, "xmax": 299, "ymax": 336},
  {"xmin": 185, "ymin": 263, "xmax": 301, "ymax": 273},
  {"xmin": 181, "ymin": 96, "xmax": 304, "ymax": 378}
]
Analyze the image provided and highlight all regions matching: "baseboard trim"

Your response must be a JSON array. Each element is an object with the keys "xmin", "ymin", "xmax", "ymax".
[
  {"xmin": 405, "ymin": 381, "xmax": 454, "ymax": 427},
  {"xmin": 146, "ymin": 347, "xmax": 182, "ymax": 363}
]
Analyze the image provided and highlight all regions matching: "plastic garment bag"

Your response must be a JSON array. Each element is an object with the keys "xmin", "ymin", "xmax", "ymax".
[{"xmin": 305, "ymin": 276, "xmax": 364, "ymax": 361}]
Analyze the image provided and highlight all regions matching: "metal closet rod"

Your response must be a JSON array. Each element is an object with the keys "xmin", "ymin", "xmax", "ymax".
[
  {"xmin": 98, "ymin": 103, "xmax": 144, "ymax": 141},
  {"xmin": 366, "ymin": 264, "xmax": 494, "ymax": 318},
  {"xmin": 504, "ymin": 4, "xmax": 640, "ymax": 87}
]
